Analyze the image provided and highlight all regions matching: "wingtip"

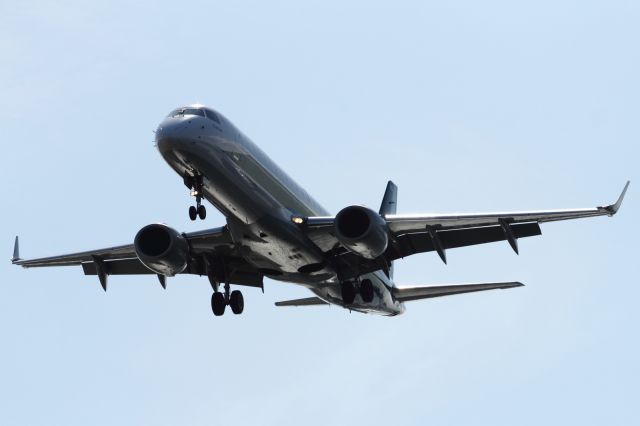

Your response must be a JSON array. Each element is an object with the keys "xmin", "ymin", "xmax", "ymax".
[{"xmin": 605, "ymin": 180, "xmax": 630, "ymax": 216}]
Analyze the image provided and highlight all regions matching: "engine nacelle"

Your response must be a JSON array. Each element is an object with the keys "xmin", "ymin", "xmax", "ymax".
[
  {"xmin": 334, "ymin": 205, "xmax": 389, "ymax": 259},
  {"xmin": 134, "ymin": 223, "xmax": 189, "ymax": 276}
]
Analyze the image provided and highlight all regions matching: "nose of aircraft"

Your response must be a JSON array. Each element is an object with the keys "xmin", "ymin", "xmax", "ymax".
[
  {"xmin": 155, "ymin": 116, "xmax": 203, "ymax": 153},
  {"xmin": 155, "ymin": 118, "xmax": 180, "ymax": 152},
  {"xmin": 155, "ymin": 107, "xmax": 225, "ymax": 154}
]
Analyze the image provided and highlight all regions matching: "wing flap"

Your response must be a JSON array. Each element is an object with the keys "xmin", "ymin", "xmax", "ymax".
[
  {"xmin": 82, "ymin": 258, "xmax": 153, "ymax": 275},
  {"xmin": 393, "ymin": 281, "xmax": 524, "ymax": 302},
  {"xmin": 388, "ymin": 222, "xmax": 541, "ymax": 259}
]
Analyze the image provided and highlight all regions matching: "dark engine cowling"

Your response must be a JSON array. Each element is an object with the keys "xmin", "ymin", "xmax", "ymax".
[
  {"xmin": 334, "ymin": 205, "xmax": 389, "ymax": 259},
  {"xmin": 134, "ymin": 224, "xmax": 189, "ymax": 276}
]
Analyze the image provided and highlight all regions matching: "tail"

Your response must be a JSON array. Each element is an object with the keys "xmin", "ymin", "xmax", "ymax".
[
  {"xmin": 11, "ymin": 236, "xmax": 20, "ymax": 263},
  {"xmin": 379, "ymin": 181, "xmax": 397, "ymax": 279}
]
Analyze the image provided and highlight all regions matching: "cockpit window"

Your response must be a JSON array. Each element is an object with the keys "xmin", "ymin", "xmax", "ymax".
[
  {"xmin": 204, "ymin": 108, "xmax": 221, "ymax": 124},
  {"xmin": 167, "ymin": 108, "xmax": 205, "ymax": 118}
]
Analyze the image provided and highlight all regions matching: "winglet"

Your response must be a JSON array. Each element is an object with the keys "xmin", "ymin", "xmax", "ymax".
[
  {"xmin": 11, "ymin": 236, "xmax": 20, "ymax": 263},
  {"xmin": 604, "ymin": 180, "xmax": 630, "ymax": 216}
]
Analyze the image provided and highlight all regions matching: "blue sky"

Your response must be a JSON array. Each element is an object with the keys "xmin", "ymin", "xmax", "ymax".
[{"xmin": 1, "ymin": 1, "xmax": 638, "ymax": 424}]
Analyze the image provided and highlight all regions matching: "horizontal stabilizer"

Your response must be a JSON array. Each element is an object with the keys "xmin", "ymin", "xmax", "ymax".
[
  {"xmin": 275, "ymin": 297, "xmax": 329, "ymax": 307},
  {"xmin": 393, "ymin": 281, "xmax": 523, "ymax": 302}
]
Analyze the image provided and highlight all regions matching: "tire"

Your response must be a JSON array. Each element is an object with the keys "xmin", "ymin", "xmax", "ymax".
[
  {"xmin": 360, "ymin": 279, "xmax": 374, "ymax": 303},
  {"xmin": 198, "ymin": 205, "xmax": 207, "ymax": 220},
  {"xmin": 211, "ymin": 292, "xmax": 226, "ymax": 316},
  {"xmin": 341, "ymin": 281, "xmax": 356, "ymax": 305},
  {"xmin": 189, "ymin": 206, "xmax": 197, "ymax": 221},
  {"xmin": 230, "ymin": 290, "xmax": 244, "ymax": 315}
]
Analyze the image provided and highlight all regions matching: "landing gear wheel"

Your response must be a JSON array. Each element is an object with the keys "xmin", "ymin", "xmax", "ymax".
[
  {"xmin": 197, "ymin": 205, "xmax": 207, "ymax": 220},
  {"xmin": 229, "ymin": 290, "xmax": 244, "ymax": 314},
  {"xmin": 211, "ymin": 292, "xmax": 226, "ymax": 316},
  {"xmin": 189, "ymin": 206, "xmax": 197, "ymax": 221},
  {"xmin": 341, "ymin": 281, "xmax": 356, "ymax": 305},
  {"xmin": 360, "ymin": 279, "xmax": 374, "ymax": 303}
]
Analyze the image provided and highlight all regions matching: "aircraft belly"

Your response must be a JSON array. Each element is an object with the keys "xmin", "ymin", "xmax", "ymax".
[
  {"xmin": 226, "ymin": 215, "xmax": 333, "ymax": 279},
  {"xmin": 310, "ymin": 272, "xmax": 404, "ymax": 316},
  {"xmin": 158, "ymin": 128, "xmax": 334, "ymax": 282},
  {"xmin": 163, "ymin": 140, "xmax": 335, "ymax": 278}
]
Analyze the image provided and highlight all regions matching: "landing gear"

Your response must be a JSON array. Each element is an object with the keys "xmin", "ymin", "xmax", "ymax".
[
  {"xmin": 211, "ymin": 291, "xmax": 226, "ymax": 316},
  {"xmin": 197, "ymin": 204, "xmax": 206, "ymax": 220},
  {"xmin": 209, "ymin": 279, "xmax": 244, "ymax": 316},
  {"xmin": 341, "ymin": 279, "xmax": 375, "ymax": 305},
  {"xmin": 360, "ymin": 279, "xmax": 374, "ymax": 303},
  {"xmin": 341, "ymin": 281, "xmax": 356, "ymax": 305},
  {"xmin": 186, "ymin": 173, "xmax": 206, "ymax": 221},
  {"xmin": 230, "ymin": 290, "xmax": 244, "ymax": 314}
]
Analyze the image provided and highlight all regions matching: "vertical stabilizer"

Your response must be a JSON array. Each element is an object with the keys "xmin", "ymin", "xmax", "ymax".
[
  {"xmin": 12, "ymin": 236, "xmax": 20, "ymax": 262},
  {"xmin": 379, "ymin": 181, "xmax": 398, "ymax": 215},
  {"xmin": 379, "ymin": 181, "xmax": 397, "ymax": 279}
]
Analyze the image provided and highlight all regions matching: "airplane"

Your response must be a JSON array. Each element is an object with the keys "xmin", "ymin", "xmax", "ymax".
[{"xmin": 11, "ymin": 104, "xmax": 630, "ymax": 317}]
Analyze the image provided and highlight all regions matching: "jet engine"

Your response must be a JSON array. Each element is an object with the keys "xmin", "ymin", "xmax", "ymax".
[
  {"xmin": 334, "ymin": 205, "xmax": 389, "ymax": 259},
  {"xmin": 134, "ymin": 223, "xmax": 189, "ymax": 276}
]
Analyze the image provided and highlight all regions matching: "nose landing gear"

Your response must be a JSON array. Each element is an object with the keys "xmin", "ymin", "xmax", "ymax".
[{"xmin": 185, "ymin": 174, "xmax": 207, "ymax": 221}]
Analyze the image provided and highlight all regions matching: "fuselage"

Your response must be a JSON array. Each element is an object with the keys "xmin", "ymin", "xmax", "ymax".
[{"xmin": 155, "ymin": 105, "xmax": 404, "ymax": 315}]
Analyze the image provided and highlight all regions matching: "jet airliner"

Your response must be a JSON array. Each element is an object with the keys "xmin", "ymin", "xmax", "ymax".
[{"xmin": 12, "ymin": 105, "xmax": 629, "ymax": 316}]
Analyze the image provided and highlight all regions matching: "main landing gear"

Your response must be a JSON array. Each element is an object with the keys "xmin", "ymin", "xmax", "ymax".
[
  {"xmin": 184, "ymin": 174, "xmax": 206, "ymax": 221},
  {"xmin": 341, "ymin": 278, "xmax": 374, "ymax": 305},
  {"xmin": 210, "ymin": 280, "xmax": 244, "ymax": 316},
  {"xmin": 207, "ymin": 258, "xmax": 243, "ymax": 317}
]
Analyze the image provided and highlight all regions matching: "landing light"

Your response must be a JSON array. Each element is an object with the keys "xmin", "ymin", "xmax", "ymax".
[
  {"xmin": 190, "ymin": 190, "xmax": 200, "ymax": 197},
  {"xmin": 291, "ymin": 216, "xmax": 305, "ymax": 225}
]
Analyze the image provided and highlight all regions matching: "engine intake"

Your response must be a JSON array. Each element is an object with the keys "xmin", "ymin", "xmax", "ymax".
[
  {"xmin": 334, "ymin": 205, "xmax": 389, "ymax": 259},
  {"xmin": 134, "ymin": 223, "xmax": 189, "ymax": 276}
]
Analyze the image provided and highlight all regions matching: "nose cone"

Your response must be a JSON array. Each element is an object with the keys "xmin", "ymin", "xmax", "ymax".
[
  {"xmin": 155, "ymin": 118, "xmax": 182, "ymax": 153},
  {"xmin": 155, "ymin": 116, "xmax": 205, "ymax": 154},
  {"xmin": 156, "ymin": 112, "xmax": 224, "ymax": 151}
]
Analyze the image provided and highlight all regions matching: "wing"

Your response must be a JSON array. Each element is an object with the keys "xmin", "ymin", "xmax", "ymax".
[
  {"xmin": 393, "ymin": 281, "xmax": 523, "ymax": 302},
  {"xmin": 12, "ymin": 226, "xmax": 264, "ymax": 290},
  {"xmin": 385, "ymin": 180, "xmax": 629, "ymax": 232},
  {"xmin": 304, "ymin": 181, "xmax": 629, "ymax": 278}
]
